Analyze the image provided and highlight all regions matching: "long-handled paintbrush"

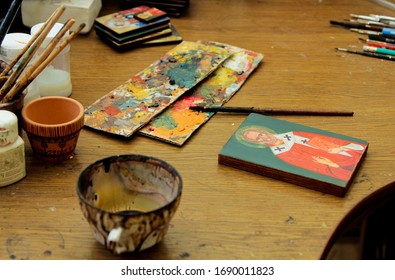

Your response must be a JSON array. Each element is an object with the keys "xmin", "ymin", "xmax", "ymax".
[{"xmin": 190, "ymin": 106, "xmax": 354, "ymax": 116}]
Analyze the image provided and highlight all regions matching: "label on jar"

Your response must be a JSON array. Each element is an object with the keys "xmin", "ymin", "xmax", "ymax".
[
  {"xmin": 0, "ymin": 137, "xmax": 26, "ymax": 187},
  {"xmin": 0, "ymin": 110, "xmax": 18, "ymax": 146}
]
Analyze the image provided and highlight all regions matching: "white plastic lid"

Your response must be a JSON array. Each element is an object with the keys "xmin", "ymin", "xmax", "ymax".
[
  {"xmin": 0, "ymin": 33, "xmax": 33, "ymax": 62},
  {"xmin": 31, "ymin": 22, "xmax": 69, "ymax": 48},
  {"xmin": 0, "ymin": 110, "xmax": 18, "ymax": 146}
]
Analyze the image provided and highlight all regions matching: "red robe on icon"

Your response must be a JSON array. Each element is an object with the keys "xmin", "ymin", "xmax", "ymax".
[{"xmin": 269, "ymin": 131, "xmax": 367, "ymax": 181}]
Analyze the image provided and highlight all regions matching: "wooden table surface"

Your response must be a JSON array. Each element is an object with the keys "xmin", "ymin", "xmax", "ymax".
[{"xmin": 1, "ymin": 0, "xmax": 394, "ymax": 260}]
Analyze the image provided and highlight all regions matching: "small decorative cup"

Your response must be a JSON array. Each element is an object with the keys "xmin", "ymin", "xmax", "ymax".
[
  {"xmin": 21, "ymin": 96, "xmax": 84, "ymax": 163},
  {"xmin": 77, "ymin": 154, "xmax": 183, "ymax": 254}
]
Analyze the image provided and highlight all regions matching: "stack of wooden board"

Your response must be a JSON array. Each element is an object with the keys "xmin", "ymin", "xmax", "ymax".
[
  {"xmin": 94, "ymin": 5, "xmax": 182, "ymax": 51},
  {"xmin": 119, "ymin": 0, "xmax": 189, "ymax": 17}
]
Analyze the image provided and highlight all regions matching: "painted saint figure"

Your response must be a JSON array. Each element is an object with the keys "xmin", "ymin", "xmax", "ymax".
[{"xmin": 236, "ymin": 126, "xmax": 367, "ymax": 182}]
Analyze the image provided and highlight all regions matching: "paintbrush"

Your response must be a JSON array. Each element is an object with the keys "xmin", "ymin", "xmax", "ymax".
[
  {"xmin": 189, "ymin": 106, "xmax": 354, "ymax": 116},
  {"xmin": 359, "ymin": 38, "xmax": 395, "ymax": 50},
  {"xmin": 363, "ymin": 45, "xmax": 395, "ymax": 56},
  {"xmin": 369, "ymin": 34, "xmax": 395, "ymax": 43},
  {"xmin": 330, "ymin": 20, "xmax": 382, "ymax": 31},
  {"xmin": 335, "ymin": 47, "xmax": 395, "ymax": 61},
  {"xmin": 0, "ymin": 0, "xmax": 22, "ymax": 46}
]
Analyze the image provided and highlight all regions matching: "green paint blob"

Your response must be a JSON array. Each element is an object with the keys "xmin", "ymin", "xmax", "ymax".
[
  {"xmin": 152, "ymin": 114, "xmax": 177, "ymax": 129},
  {"xmin": 168, "ymin": 62, "xmax": 201, "ymax": 88}
]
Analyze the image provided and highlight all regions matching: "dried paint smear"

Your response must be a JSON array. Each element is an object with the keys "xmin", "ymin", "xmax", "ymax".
[
  {"xmin": 84, "ymin": 41, "xmax": 231, "ymax": 137},
  {"xmin": 139, "ymin": 41, "xmax": 263, "ymax": 145}
]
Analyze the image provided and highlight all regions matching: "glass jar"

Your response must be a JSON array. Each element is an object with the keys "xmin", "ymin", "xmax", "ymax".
[{"xmin": 29, "ymin": 22, "xmax": 73, "ymax": 97}]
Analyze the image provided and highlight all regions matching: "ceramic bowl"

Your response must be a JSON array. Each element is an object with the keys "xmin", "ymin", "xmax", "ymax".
[
  {"xmin": 21, "ymin": 96, "xmax": 84, "ymax": 163},
  {"xmin": 77, "ymin": 154, "xmax": 183, "ymax": 254}
]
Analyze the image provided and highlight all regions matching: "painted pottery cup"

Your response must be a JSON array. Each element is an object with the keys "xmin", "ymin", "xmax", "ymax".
[
  {"xmin": 0, "ymin": 93, "xmax": 24, "ymax": 136},
  {"xmin": 21, "ymin": 96, "xmax": 84, "ymax": 163},
  {"xmin": 77, "ymin": 154, "xmax": 183, "ymax": 254}
]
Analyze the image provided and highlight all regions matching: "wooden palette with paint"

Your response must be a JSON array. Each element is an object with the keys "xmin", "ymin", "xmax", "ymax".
[{"xmin": 139, "ymin": 41, "xmax": 263, "ymax": 145}]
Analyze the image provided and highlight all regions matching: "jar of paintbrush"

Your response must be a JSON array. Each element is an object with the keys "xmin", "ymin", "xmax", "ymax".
[{"xmin": 0, "ymin": 5, "xmax": 85, "ymax": 115}]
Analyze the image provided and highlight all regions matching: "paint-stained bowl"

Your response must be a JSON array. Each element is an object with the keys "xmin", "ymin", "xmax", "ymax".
[
  {"xmin": 77, "ymin": 154, "xmax": 183, "ymax": 254},
  {"xmin": 21, "ymin": 96, "xmax": 84, "ymax": 163}
]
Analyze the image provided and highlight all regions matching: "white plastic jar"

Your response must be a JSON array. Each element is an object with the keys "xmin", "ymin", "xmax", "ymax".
[
  {"xmin": 0, "ymin": 110, "xmax": 26, "ymax": 187},
  {"xmin": 0, "ymin": 32, "xmax": 39, "ymax": 103},
  {"xmin": 29, "ymin": 22, "xmax": 73, "ymax": 97},
  {"xmin": 0, "ymin": 33, "xmax": 32, "ymax": 67}
]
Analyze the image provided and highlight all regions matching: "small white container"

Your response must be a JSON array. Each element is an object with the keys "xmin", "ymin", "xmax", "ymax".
[
  {"xmin": 0, "ymin": 33, "xmax": 39, "ymax": 103},
  {"xmin": 29, "ymin": 22, "xmax": 73, "ymax": 97},
  {"xmin": 0, "ymin": 33, "xmax": 32, "ymax": 65},
  {"xmin": 0, "ymin": 110, "xmax": 26, "ymax": 188},
  {"xmin": 21, "ymin": 0, "xmax": 102, "ymax": 34}
]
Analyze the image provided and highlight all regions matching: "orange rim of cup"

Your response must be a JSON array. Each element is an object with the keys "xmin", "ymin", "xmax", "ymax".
[{"xmin": 21, "ymin": 96, "xmax": 84, "ymax": 138}]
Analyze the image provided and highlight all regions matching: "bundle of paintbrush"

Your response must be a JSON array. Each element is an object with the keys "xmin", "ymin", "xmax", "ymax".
[
  {"xmin": 331, "ymin": 13, "xmax": 395, "ymax": 61},
  {"xmin": 0, "ymin": 5, "xmax": 85, "ymax": 104}
]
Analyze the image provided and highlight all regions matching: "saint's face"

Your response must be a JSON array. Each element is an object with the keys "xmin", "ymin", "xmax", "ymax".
[{"xmin": 243, "ymin": 129, "xmax": 277, "ymax": 145}]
